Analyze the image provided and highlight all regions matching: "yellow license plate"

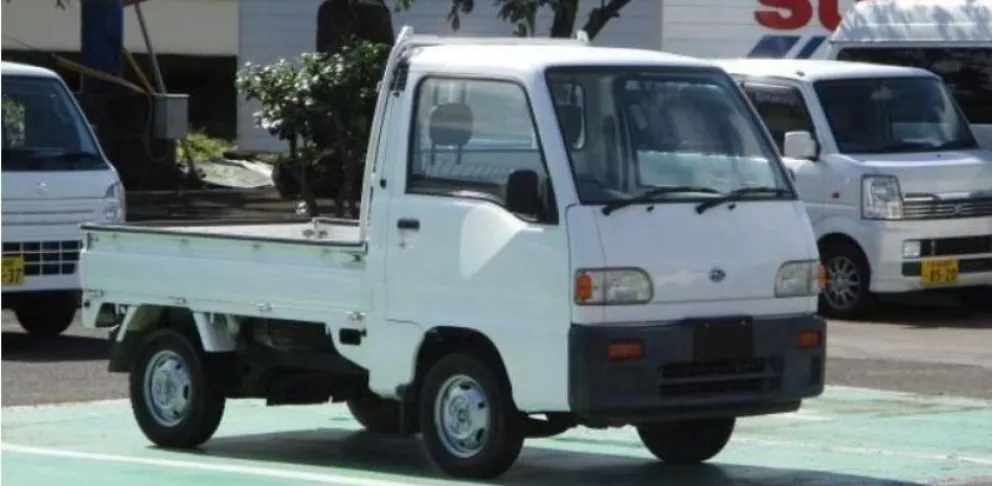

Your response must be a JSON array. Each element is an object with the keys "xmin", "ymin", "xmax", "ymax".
[
  {"xmin": 920, "ymin": 258, "xmax": 959, "ymax": 286},
  {"xmin": 1, "ymin": 256, "xmax": 25, "ymax": 286}
]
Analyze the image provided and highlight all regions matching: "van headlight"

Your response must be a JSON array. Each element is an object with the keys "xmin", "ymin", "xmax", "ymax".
[
  {"xmin": 775, "ymin": 260, "xmax": 823, "ymax": 297},
  {"xmin": 862, "ymin": 175, "xmax": 903, "ymax": 220},
  {"xmin": 575, "ymin": 268, "xmax": 653, "ymax": 305},
  {"xmin": 103, "ymin": 182, "xmax": 126, "ymax": 223}
]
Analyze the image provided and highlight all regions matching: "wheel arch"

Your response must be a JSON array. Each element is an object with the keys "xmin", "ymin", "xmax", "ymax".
[{"xmin": 410, "ymin": 326, "xmax": 515, "ymax": 410}]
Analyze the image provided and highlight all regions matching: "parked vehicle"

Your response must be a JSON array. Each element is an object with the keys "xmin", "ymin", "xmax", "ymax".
[
  {"xmin": 718, "ymin": 58, "xmax": 992, "ymax": 318},
  {"xmin": 78, "ymin": 28, "xmax": 826, "ymax": 479},
  {"xmin": 1, "ymin": 61, "xmax": 125, "ymax": 337},
  {"xmin": 827, "ymin": 0, "xmax": 992, "ymax": 149}
]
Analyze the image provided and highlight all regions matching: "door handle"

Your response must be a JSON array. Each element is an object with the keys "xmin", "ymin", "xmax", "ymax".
[{"xmin": 396, "ymin": 218, "xmax": 420, "ymax": 231}]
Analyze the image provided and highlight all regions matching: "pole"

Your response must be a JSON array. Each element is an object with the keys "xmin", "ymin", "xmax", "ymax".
[{"xmin": 132, "ymin": 0, "xmax": 167, "ymax": 93}]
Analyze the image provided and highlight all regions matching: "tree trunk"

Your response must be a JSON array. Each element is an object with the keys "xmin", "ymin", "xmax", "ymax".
[
  {"xmin": 582, "ymin": 0, "xmax": 632, "ymax": 40},
  {"xmin": 290, "ymin": 137, "xmax": 320, "ymax": 217},
  {"xmin": 549, "ymin": 0, "xmax": 579, "ymax": 38}
]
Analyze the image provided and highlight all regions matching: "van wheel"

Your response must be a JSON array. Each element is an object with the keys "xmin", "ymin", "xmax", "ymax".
[
  {"xmin": 637, "ymin": 418, "xmax": 735, "ymax": 465},
  {"xmin": 419, "ymin": 353, "xmax": 524, "ymax": 479},
  {"xmin": 820, "ymin": 241, "xmax": 875, "ymax": 319},
  {"xmin": 130, "ymin": 329, "xmax": 225, "ymax": 448},
  {"xmin": 347, "ymin": 391, "xmax": 402, "ymax": 434},
  {"xmin": 14, "ymin": 291, "xmax": 78, "ymax": 338}
]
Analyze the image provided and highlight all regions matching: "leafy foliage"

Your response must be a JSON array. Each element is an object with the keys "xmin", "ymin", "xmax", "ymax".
[{"xmin": 235, "ymin": 39, "xmax": 390, "ymax": 217}]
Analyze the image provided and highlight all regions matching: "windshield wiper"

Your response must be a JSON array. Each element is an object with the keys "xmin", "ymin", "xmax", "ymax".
[
  {"xmin": 602, "ymin": 185, "xmax": 722, "ymax": 216},
  {"xmin": 694, "ymin": 186, "xmax": 793, "ymax": 214},
  {"xmin": 934, "ymin": 140, "xmax": 978, "ymax": 150},
  {"xmin": 46, "ymin": 151, "xmax": 103, "ymax": 161}
]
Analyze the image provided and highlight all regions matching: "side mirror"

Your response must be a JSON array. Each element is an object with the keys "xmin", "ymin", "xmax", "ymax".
[
  {"xmin": 783, "ymin": 130, "xmax": 817, "ymax": 160},
  {"xmin": 505, "ymin": 169, "xmax": 543, "ymax": 220}
]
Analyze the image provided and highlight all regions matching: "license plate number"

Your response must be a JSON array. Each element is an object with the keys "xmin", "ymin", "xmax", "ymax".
[
  {"xmin": 921, "ymin": 258, "xmax": 959, "ymax": 286},
  {"xmin": 1, "ymin": 256, "xmax": 25, "ymax": 286}
]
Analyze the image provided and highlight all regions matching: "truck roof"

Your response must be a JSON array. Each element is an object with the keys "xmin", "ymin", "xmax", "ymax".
[
  {"xmin": 832, "ymin": 0, "xmax": 992, "ymax": 44},
  {"xmin": 2, "ymin": 60, "xmax": 61, "ymax": 79},
  {"xmin": 713, "ymin": 59, "xmax": 937, "ymax": 83},
  {"xmin": 409, "ymin": 44, "xmax": 719, "ymax": 75}
]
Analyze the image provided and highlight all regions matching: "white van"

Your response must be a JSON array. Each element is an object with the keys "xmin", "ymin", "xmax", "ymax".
[
  {"xmin": 826, "ymin": 0, "xmax": 992, "ymax": 149},
  {"xmin": 719, "ymin": 58, "xmax": 992, "ymax": 318},
  {"xmin": 2, "ymin": 61, "xmax": 126, "ymax": 337}
]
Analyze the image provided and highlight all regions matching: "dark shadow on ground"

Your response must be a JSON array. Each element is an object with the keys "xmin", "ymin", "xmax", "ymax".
[
  {"xmin": 171, "ymin": 428, "xmax": 925, "ymax": 486},
  {"xmin": 1, "ymin": 331, "xmax": 108, "ymax": 362},
  {"xmin": 837, "ymin": 292, "xmax": 991, "ymax": 329}
]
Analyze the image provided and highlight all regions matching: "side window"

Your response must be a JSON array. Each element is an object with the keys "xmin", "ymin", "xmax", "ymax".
[
  {"xmin": 548, "ymin": 80, "xmax": 585, "ymax": 149},
  {"xmin": 407, "ymin": 77, "xmax": 554, "ymax": 222},
  {"xmin": 741, "ymin": 84, "xmax": 815, "ymax": 152}
]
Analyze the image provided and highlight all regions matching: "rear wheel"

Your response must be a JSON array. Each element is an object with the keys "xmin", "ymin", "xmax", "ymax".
[
  {"xmin": 130, "ymin": 329, "xmax": 225, "ymax": 448},
  {"xmin": 820, "ymin": 241, "xmax": 876, "ymax": 319},
  {"xmin": 13, "ymin": 291, "xmax": 78, "ymax": 338},
  {"xmin": 637, "ymin": 418, "xmax": 736, "ymax": 465},
  {"xmin": 347, "ymin": 391, "xmax": 402, "ymax": 434},
  {"xmin": 419, "ymin": 353, "xmax": 523, "ymax": 479}
]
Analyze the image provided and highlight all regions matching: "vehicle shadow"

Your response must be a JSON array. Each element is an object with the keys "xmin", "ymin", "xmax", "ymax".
[
  {"xmin": 0, "ymin": 331, "xmax": 108, "ymax": 362},
  {"xmin": 844, "ymin": 293, "xmax": 990, "ymax": 329},
  {"xmin": 172, "ymin": 428, "xmax": 926, "ymax": 486}
]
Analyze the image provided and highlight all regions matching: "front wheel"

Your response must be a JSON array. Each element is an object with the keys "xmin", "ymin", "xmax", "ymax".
[
  {"xmin": 419, "ymin": 353, "xmax": 524, "ymax": 479},
  {"xmin": 637, "ymin": 418, "xmax": 736, "ymax": 465},
  {"xmin": 13, "ymin": 291, "xmax": 78, "ymax": 338},
  {"xmin": 819, "ymin": 241, "xmax": 876, "ymax": 319},
  {"xmin": 130, "ymin": 329, "xmax": 226, "ymax": 448}
]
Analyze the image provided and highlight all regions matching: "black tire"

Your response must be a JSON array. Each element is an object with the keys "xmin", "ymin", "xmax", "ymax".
[
  {"xmin": 819, "ymin": 241, "xmax": 876, "ymax": 319},
  {"xmin": 636, "ymin": 418, "xmax": 736, "ymax": 465},
  {"xmin": 129, "ymin": 329, "xmax": 225, "ymax": 448},
  {"xmin": 13, "ymin": 291, "xmax": 78, "ymax": 338},
  {"xmin": 419, "ymin": 353, "xmax": 524, "ymax": 479},
  {"xmin": 347, "ymin": 391, "xmax": 402, "ymax": 434},
  {"xmin": 956, "ymin": 287, "xmax": 991, "ymax": 311}
]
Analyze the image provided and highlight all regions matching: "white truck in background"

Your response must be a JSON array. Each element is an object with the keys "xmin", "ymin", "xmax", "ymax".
[
  {"xmin": 79, "ymin": 28, "xmax": 826, "ymax": 479},
  {"xmin": 718, "ymin": 59, "xmax": 992, "ymax": 318},
  {"xmin": 2, "ymin": 61, "xmax": 126, "ymax": 337}
]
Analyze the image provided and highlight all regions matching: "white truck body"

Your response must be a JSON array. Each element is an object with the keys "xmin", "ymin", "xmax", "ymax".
[
  {"xmin": 80, "ymin": 28, "xmax": 826, "ymax": 479},
  {"xmin": 719, "ymin": 58, "xmax": 992, "ymax": 317},
  {"xmin": 825, "ymin": 0, "xmax": 992, "ymax": 149},
  {"xmin": 2, "ymin": 60, "xmax": 125, "ymax": 337}
]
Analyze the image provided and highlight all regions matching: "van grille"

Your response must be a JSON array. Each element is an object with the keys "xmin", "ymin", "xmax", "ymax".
[
  {"xmin": 903, "ymin": 196, "xmax": 992, "ymax": 220},
  {"xmin": 659, "ymin": 357, "xmax": 782, "ymax": 397},
  {"xmin": 2, "ymin": 240, "xmax": 81, "ymax": 276}
]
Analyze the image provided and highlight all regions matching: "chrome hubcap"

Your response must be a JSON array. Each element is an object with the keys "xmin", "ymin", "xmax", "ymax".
[
  {"xmin": 143, "ymin": 350, "xmax": 192, "ymax": 427},
  {"xmin": 825, "ymin": 256, "xmax": 861, "ymax": 310},
  {"xmin": 434, "ymin": 374, "xmax": 490, "ymax": 458}
]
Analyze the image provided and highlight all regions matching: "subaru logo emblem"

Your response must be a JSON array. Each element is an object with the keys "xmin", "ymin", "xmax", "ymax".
[{"xmin": 709, "ymin": 268, "xmax": 726, "ymax": 282}]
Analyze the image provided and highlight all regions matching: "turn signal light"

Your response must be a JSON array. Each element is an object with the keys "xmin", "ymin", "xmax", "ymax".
[
  {"xmin": 607, "ymin": 340, "xmax": 643, "ymax": 361},
  {"xmin": 796, "ymin": 330, "xmax": 822, "ymax": 349}
]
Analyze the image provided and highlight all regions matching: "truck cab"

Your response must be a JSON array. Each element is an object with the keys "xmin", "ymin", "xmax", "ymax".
[
  {"xmin": 2, "ymin": 61, "xmax": 125, "ymax": 337},
  {"xmin": 79, "ymin": 28, "xmax": 825, "ymax": 479},
  {"xmin": 718, "ymin": 58, "xmax": 992, "ymax": 318}
]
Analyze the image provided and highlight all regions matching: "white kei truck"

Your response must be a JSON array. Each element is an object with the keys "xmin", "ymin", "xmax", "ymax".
[
  {"xmin": 717, "ymin": 59, "xmax": 992, "ymax": 318},
  {"xmin": 2, "ymin": 61, "xmax": 126, "ymax": 337},
  {"xmin": 78, "ymin": 28, "xmax": 827, "ymax": 479}
]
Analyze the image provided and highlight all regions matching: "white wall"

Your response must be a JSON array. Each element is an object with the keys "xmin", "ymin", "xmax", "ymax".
[
  {"xmin": 237, "ymin": 0, "xmax": 662, "ymax": 152},
  {"xmin": 1, "ymin": 0, "xmax": 238, "ymax": 56}
]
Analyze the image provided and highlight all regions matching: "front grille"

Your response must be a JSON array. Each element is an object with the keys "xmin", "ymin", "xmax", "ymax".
[
  {"xmin": 2, "ymin": 240, "xmax": 81, "ymax": 276},
  {"xmin": 921, "ymin": 235, "xmax": 992, "ymax": 257},
  {"xmin": 903, "ymin": 197, "xmax": 992, "ymax": 220},
  {"xmin": 659, "ymin": 357, "xmax": 782, "ymax": 397}
]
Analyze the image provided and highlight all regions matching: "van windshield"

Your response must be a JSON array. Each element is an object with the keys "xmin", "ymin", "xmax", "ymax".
[
  {"xmin": 2, "ymin": 75, "xmax": 105, "ymax": 172},
  {"xmin": 546, "ymin": 67, "xmax": 792, "ymax": 205},
  {"xmin": 814, "ymin": 76, "xmax": 978, "ymax": 155}
]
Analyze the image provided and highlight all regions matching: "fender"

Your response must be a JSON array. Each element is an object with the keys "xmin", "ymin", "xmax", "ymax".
[{"xmin": 813, "ymin": 213, "xmax": 873, "ymax": 253}]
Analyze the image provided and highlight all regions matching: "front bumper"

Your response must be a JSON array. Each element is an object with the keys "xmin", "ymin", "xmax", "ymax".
[{"xmin": 568, "ymin": 313, "xmax": 825, "ymax": 425}]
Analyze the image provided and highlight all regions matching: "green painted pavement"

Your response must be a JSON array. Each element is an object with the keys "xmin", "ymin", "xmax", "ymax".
[{"xmin": 2, "ymin": 386, "xmax": 991, "ymax": 486}]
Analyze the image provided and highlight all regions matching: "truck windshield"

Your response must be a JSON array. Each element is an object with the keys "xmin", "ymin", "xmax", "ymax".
[
  {"xmin": 814, "ymin": 77, "xmax": 978, "ymax": 155},
  {"xmin": 2, "ymin": 75, "xmax": 105, "ymax": 172},
  {"xmin": 546, "ymin": 67, "xmax": 792, "ymax": 205}
]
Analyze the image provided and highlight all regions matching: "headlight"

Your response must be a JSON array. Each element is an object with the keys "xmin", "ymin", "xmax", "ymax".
[
  {"xmin": 775, "ymin": 260, "xmax": 823, "ymax": 297},
  {"xmin": 862, "ymin": 175, "xmax": 903, "ymax": 220},
  {"xmin": 575, "ymin": 268, "xmax": 653, "ymax": 305},
  {"xmin": 102, "ymin": 181, "xmax": 126, "ymax": 223}
]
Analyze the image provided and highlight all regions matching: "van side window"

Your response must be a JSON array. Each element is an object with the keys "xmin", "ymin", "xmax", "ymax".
[
  {"xmin": 837, "ymin": 47, "xmax": 992, "ymax": 124},
  {"xmin": 407, "ymin": 77, "xmax": 554, "ymax": 221},
  {"xmin": 741, "ymin": 84, "xmax": 815, "ymax": 153}
]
